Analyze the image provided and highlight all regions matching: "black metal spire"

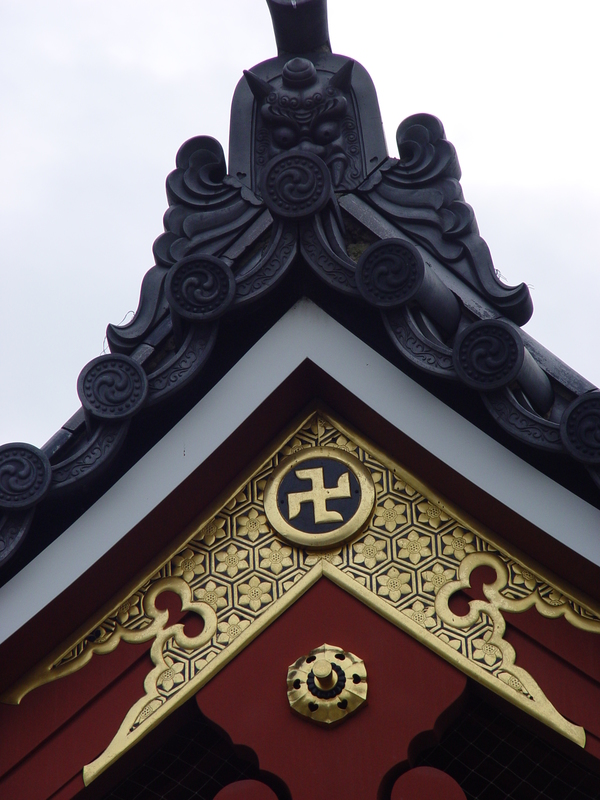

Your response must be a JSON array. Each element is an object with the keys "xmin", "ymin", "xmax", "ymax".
[{"xmin": 266, "ymin": 0, "xmax": 331, "ymax": 54}]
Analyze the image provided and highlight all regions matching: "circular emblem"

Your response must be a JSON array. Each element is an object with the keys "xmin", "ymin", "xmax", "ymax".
[
  {"xmin": 287, "ymin": 643, "xmax": 367, "ymax": 726},
  {"xmin": 560, "ymin": 391, "xmax": 600, "ymax": 464},
  {"xmin": 165, "ymin": 255, "xmax": 236, "ymax": 321},
  {"xmin": 260, "ymin": 150, "xmax": 332, "ymax": 220},
  {"xmin": 77, "ymin": 354, "xmax": 148, "ymax": 420},
  {"xmin": 263, "ymin": 446, "xmax": 375, "ymax": 548},
  {"xmin": 356, "ymin": 238, "xmax": 425, "ymax": 308},
  {"xmin": 452, "ymin": 319, "xmax": 524, "ymax": 391},
  {"xmin": 0, "ymin": 443, "xmax": 52, "ymax": 510}
]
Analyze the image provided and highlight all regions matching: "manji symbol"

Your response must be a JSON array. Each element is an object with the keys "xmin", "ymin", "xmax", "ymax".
[
  {"xmin": 263, "ymin": 446, "xmax": 376, "ymax": 548},
  {"xmin": 288, "ymin": 467, "xmax": 351, "ymax": 523}
]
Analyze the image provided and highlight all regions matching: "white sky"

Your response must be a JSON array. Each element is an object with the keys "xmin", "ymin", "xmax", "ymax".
[{"xmin": 1, "ymin": 0, "xmax": 599, "ymax": 447}]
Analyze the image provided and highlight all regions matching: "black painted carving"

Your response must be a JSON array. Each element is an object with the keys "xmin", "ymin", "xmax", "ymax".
[
  {"xmin": 482, "ymin": 389, "xmax": 563, "ymax": 451},
  {"xmin": 383, "ymin": 307, "xmax": 457, "ymax": 379},
  {"xmin": 107, "ymin": 136, "xmax": 263, "ymax": 355},
  {"xmin": 356, "ymin": 238, "xmax": 460, "ymax": 334},
  {"xmin": 160, "ymin": 136, "xmax": 264, "ymax": 265},
  {"xmin": 106, "ymin": 266, "xmax": 170, "ymax": 355},
  {"xmin": 260, "ymin": 150, "xmax": 332, "ymax": 220},
  {"xmin": 359, "ymin": 114, "xmax": 533, "ymax": 326},
  {"xmin": 234, "ymin": 221, "xmax": 297, "ymax": 305},
  {"xmin": 300, "ymin": 216, "xmax": 359, "ymax": 295},
  {"xmin": 246, "ymin": 57, "xmax": 363, "ymax": 193},
  {"xmin": 0, "ymin": 444, "xmax": 52, "ymax": 510},
  {"xmin": 560, "ymin": 392, "xmax": 600, "ymax": 465},
  {"xmin": 453, "ymin": 320, "xmax": 523, "ymax": 391},
  {"xmin": 3, "ymin": 0, "xmax": 599, "ymax": 577},
  {"xmin": 49, "ymin": 422, "xmax": 130, "ymax": 492},
  {"xmin": 357, "ymin": 239, "xmax": 422, "ymax": 307},
  {"xmin": 146, "ymin": 322, "xmax": 218, "ymax": 405},
  {"xmin": 77, "ymin": 355, "xmax": 149, "ymax": 421},
  {"xmin": 454, "ymin": 320, "xmax": 554, "ymax": 414},
  {"xmin": 165, "ymin": 255, "xmax": 236, "ymax": 321},
  {"xmin": 0, "ymin": 509, "xmax": 34, "ymax": 564}
]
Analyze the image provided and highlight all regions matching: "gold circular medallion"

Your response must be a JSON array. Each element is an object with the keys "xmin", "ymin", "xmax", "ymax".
[{"xmin": 263, "ymin": 446, "xmax": 375, "ymax": 548}]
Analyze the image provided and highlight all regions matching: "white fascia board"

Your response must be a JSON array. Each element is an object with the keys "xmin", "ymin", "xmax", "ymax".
[{"xmin": 1, "ymin": 298, "xmax": 599, "ymax": 645}]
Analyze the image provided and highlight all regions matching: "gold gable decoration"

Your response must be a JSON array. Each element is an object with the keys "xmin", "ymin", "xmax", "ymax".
[{"xmin": 4, "ymin": 408, "xmax": 600, "ymax": 783}]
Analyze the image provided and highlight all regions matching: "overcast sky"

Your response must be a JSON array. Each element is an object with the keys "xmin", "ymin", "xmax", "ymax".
[{"xmin": 1, "ymin": 0, "xmax": 599, "ymax": 447}]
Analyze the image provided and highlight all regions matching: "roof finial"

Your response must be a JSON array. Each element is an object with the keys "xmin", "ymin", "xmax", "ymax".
[{"xmin": 266, "ymin": 0, "xmax": 331, "ymax": 55}]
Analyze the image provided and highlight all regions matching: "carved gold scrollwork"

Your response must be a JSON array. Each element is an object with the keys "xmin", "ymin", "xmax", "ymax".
[
  {"xmin": 3, "ymin": 409, "xmax": 600, "ymax": 783},
  {"xmin": 4, "ymin": 577, "xmax": 217, "ymax": 704}
]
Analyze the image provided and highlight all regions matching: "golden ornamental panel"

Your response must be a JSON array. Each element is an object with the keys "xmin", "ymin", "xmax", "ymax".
[{"xmin": 3, "ymin": 407, "xmax": 600, "ymax": 785}]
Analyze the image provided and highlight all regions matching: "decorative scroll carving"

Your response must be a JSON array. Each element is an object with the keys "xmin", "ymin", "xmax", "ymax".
[
  {"xmin": 77, "ymin": 355, "xmax": 148, "ymax": 421},
  {"xmin": 233, "ymin": 221, "xmax": 297, "ymax": 304},
  {"xmin": 5, "ymin": 411, "xmax": 599, "ymax": 784},
  {"xmin": 159, "ymin": 136, "xmax": 264, "ymax": 265},
  {"xmin": 49, "ymin": 422, "xmax": 130, "ymax": 491},
  {"xmin": 482, "ymin": 389, "xmax": 563, "ymax": 451},
  {"xmin": 383, "ymin": 307, "xmax": 457, "ymax": 379},
  {"xmin": 0, "ymin": 444, "xmax": 51, "ymax": 510},
  {"xmin": 358, "ymin": 114, "xmax": 533, "ymax": 325},
  {"xmin": 300, "ymin": 217, "xmax": 359, "ymax": 295},
  {"xmin": 0, "ymin": 509, "xmax": 34, "ymax": 564},
  {"xmin": 107, "ymin": 135, "xmax": 264, "ymax": 355},
  {"xmin": 146, "ymin": 323, "xmax": 218, "ymax": 406}
]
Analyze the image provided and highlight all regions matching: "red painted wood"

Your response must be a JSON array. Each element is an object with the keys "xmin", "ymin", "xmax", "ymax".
[
  {"xmin": 4, "ymin": 365, "xmax": 600, "ymax": 702},
  {"xmin": 213, "ymin": 780, "xmax": 279, "ymax": 800},
  {"xmin": 0, "ymin": 591, "xmax": 197, "ymax": 800},
  {"xmin": 391, "ymin": 766, "xmax": 466, "ymax": 799},
  {"xmin": 197, "ymin": 580, "xmax": 467, "ymax": 800},
  {"xmin": 503, "ymin": 621, "xmax": 600, "ymax": 755},
  {"xmin": 0, "ymin": 591, "xmax": 188, "ymax": 781},
  {"xmin": 463, "ymin": 566, "xmax": 600, "ymax": 686}
]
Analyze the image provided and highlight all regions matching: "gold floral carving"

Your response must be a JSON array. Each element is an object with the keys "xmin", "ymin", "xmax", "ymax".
[{"xmin": 3, "ymin": 408, "xmax": 600, "ymax": 784}]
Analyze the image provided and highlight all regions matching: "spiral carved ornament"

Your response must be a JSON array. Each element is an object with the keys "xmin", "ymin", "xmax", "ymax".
[
  {"xmin": 165, "ymin": 255, "xmax": 236, "ymax": 321},
  {"xmin": 260, "ymin": 150, "xmax": 331, "ymax": 220},
  {"xmin": 0, "ymin": 443, "xmax": 52, "ymax": 510},
  {"xmin": 560, "ymin": 392, "xmax": 600, "ymax": 465},
  {"xmin": 356, "ymin": 239, "xmax": 424, "ymax": 308},
  {"xmin": 77, "ymin": 355, "xmax": 149, "ymax": 421},
  {"xmin": 453, "ymin": 320, "xmax": 524, "ymax": 391}
]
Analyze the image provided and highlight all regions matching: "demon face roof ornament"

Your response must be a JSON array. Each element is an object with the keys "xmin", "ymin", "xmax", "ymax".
[
  {"xmin": 1, "ymin": 0, "xmax": 599, "ymax": 578},
  {"xmin": 230, "ymin": 0, "xmax": 387, "ymax": 194}
]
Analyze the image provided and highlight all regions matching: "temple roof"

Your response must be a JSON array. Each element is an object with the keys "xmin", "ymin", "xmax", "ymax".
[{"xmin": 1, "ymin": 0, "xmax": 599, "ymax": 592}]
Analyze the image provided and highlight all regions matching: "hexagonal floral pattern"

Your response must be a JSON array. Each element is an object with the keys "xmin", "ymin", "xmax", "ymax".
[{"xmin": 72, "ymin": 409, "xmax": 598, "ymax": 762}]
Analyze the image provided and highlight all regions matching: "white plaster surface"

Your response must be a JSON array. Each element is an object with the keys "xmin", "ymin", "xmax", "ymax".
[{"xmin": 1, "ymin": 299, "xmax": 599, "ymax": 645}]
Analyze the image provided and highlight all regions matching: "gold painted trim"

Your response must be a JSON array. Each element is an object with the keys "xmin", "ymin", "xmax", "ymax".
[
  {"xmin": 4, "ymin": 405, "xmax": 600, "ymax": 783},
  {"xmin": 263, "ymin": 445, "xmax": 375, "ymax": 548}
]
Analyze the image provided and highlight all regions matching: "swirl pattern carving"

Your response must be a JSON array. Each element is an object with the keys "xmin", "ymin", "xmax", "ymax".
[
  {"xmin": 383, "ymin": 308, "xmax": 456, "ymax": 378},
  {"xmin": 453, "ymin": 320, "xmax": 523, "ymax": 390},
  {"xmin": 0, "ymin": 444, "xmax": 52, "ymax": 510},
  {"xmin": 165, "ymin": 255, "xmax": 236, "ymax": 321},
  {"xmin": 560, "ymin": 392, "xmax": 600, "ymax": 464},
  {"xmin": 0, "ymin": 509, "xmax": 34, "ymax": 563},
  {"xmin": 357, "ymin": 239, "xmax": 424, "ymax": 308},
  {"xmin": 260, "ymin": 151, "xmax": 331, "ymax": 220},
  {"xmin": 77, "ymin": 355, "xmax": 148, "ymax": 421}
]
